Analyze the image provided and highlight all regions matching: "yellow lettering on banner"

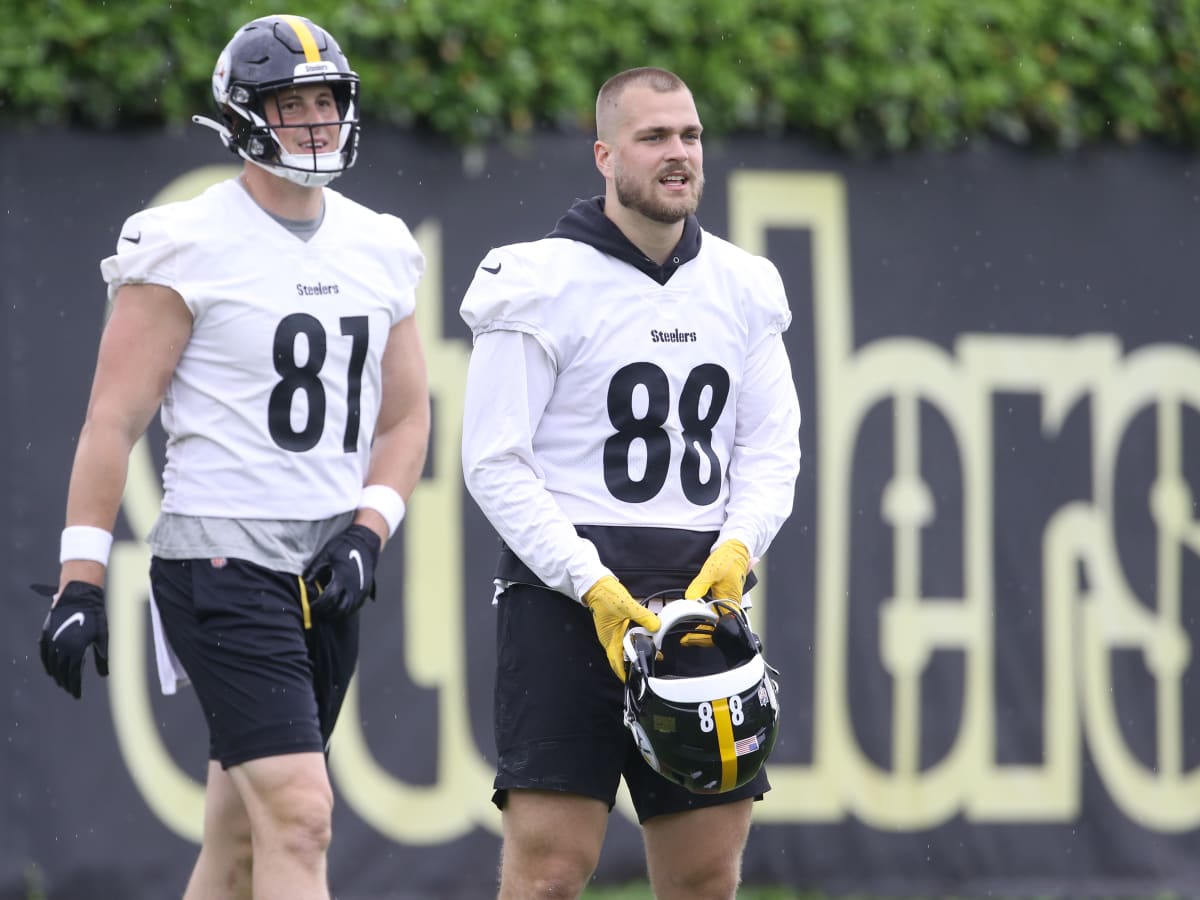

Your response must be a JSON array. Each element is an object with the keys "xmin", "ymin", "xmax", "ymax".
[
  {"xmin": 729, "ymin": 174, "xmax": 847, "ymax": 822},
  {"xmin": 1081, "ymin": 347, "xmax": 1200, "ymax": 830},
  {"xmin": 109, "ymin": 164, "xmax": 1200, "ymax": 844},
  {"xmin": 730, "ymin": 171, "xmax": 1200, "ymax": 832},
  {"xmin": 109, "ymin": 168, "xmax": 500, "ymax": 842},
  {"xmin": 326, "ymin": 220, "xmax": 500, "ymax": 840},
  {"xmin": 109, "ymin": 165, "xmax": 240, "ymax": 841}
]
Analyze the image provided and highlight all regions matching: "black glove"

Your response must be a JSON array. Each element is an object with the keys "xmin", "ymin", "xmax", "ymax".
[
  {"xmin": 36, "ymin": 581, "xmax": 109, "ymax": 699},
  {"xmin": 303, "ymin": 524, "xmax": 381, "ymax": 619}
]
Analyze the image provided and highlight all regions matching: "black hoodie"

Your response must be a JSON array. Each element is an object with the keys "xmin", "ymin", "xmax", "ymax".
[
  {"xmin": 545, "ymin": 196, "xmax": 702, "ymax": 286},
  {"xmin": 493, "ymin": 196, "xmax": 760, "ymax": 595}
]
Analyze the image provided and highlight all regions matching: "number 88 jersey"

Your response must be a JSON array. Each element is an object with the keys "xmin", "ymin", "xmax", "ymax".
[{"xmin": 460, "ymin": 223, "xmax": 795, "ymax": 534}]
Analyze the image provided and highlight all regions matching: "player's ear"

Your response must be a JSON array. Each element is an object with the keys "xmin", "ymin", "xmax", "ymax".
[{"xmin": 594, "ymin": 140, "xmax": 614, "ymax": 179}]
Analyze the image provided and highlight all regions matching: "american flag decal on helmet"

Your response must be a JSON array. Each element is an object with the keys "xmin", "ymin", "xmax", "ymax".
[{"xmin": 734, "ymin": 734, "xmax": 760, "ymax": 756}]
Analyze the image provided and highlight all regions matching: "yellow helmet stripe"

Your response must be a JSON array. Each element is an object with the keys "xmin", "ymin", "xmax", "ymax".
[
  {"xmin": 278, "ymin": 14, "xmax": 322, "ymax": 63},
  {"xmin": 712, "ymin": 697, "xmax": 738, "ymax": 792}
]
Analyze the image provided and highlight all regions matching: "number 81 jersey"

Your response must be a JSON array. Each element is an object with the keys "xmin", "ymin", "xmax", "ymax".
[
  {"xmin": 100, "ymin": 179, "xmax": 424, "ymax": 521},
  {"xmin": 460, "ymin": 225, "xmax": 794, "ymax": 532}
]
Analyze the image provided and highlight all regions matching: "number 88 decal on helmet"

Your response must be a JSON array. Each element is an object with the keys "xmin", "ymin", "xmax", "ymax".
[{"xmin": 623, "ymin": 597, "xmax": 780, "ymax": 794}]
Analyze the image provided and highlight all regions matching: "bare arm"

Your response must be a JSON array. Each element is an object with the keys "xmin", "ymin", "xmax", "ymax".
[
  {"xmin": 355, "ymin": 314, "xmax": 431, "ymax": 545},
  {"xmin": 59, "ymin": 283, "xmax": 193, "ymax": 589}
]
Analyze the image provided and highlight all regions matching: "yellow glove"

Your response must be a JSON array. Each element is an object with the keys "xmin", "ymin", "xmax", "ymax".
[
  {"xmin": 583, "ymin": 576, "xmax": 660, "ymax": 681},
  {"xmin": 682, "ymin": 540, "xmax": 750, "ymax": 647},
  {"xmin": 685, "ymin": 539, "xmax": 750, "ymax": 601}
]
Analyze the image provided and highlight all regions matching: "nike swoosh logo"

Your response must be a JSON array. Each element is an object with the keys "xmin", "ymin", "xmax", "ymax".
[
  {"xmin": 481, "ymin": 263, "xmax": 502, "ymax": 275},
  {"xmin": 349, "ymin": 549, "xmax": 365, "ymax": 589},
  {"xmin": 121, "ymin": 232, "xmax": 142, "ymax": 244},
  {"xmin": 52, "ymin": 612, "xmax": 86, "ymax": 642}
]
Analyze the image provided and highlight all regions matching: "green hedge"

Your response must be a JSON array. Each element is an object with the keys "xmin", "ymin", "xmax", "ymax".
[{"xmin": 4, "ymin": 0, "xmax": 1200, "ymax": 152}]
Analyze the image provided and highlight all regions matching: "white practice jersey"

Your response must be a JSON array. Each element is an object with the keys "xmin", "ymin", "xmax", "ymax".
[
  {"xmin": 101, "ymin": 179, "xmax": 423, "ymax": 521},
  {"xmin": 461, "ymin": 205, "xmax": 801, "ymax": 599}
]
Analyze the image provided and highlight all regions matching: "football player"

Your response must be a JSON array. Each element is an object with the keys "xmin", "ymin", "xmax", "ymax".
[
  {"xmin": 37, "ymin": 15, "xmax": 429, "ymax": 900},
  {"xmin": 460, "ymin": 67, "xmax": 801, "ymax": 899}
]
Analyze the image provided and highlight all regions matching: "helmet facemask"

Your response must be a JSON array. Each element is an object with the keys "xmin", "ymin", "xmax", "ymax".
[{"xmin": 227, "ymin": 78, "xmax": 359, "ymax": 187}]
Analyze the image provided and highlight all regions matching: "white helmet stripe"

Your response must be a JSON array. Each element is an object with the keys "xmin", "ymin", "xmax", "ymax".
[{"xmin": 646, "ymin": 652, "xmax": 766, "ymax": 702}]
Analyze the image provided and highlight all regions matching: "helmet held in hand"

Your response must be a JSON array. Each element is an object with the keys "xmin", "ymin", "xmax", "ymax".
[{"xmin": 623, "ymin": 598, "xmax": 780, "ymax": 794}]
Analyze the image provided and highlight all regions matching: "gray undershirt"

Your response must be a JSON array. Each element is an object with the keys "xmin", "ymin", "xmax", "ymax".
[
  {"xmin": 148, "ymin": 512, "xmax": 353, "ymax": 575},
  {"xmin": 237, "ymin": 173, "xmax": 326, "ymax": 240},
  {"xmin": 265, "ymin": 204, "xmax": 325, "ymax": 241}
]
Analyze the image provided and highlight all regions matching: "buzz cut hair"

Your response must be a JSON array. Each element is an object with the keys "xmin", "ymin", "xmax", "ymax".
[{"xmin": 595, "ymin": 67, "xmax": 689, "ymax": 141}]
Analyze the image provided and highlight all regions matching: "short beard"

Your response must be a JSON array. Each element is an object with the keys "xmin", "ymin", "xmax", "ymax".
[{"xmin": 614, "ymin": 170, "xmax": 704, "ymax": 224}]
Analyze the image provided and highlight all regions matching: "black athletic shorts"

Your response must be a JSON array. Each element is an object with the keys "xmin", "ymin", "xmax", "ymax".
[
  {"xmin": 150, "ymin": 556, "xmax": 359, "ymax": 768},
  {"xmin": 491, "ymin": 582, "xmax": 769, "ymax": 823}
]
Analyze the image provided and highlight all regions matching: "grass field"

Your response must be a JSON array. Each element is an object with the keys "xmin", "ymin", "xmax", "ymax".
[
  {"xmin": 581, "ymin": 887, "xmax": 1186, "ymax": 900},
  {"xmin": 585, "ymin": 888, "xmax": 814, "ymax": 899},
  {"xmin": 20, "ymin": 863, "xmax": 1186, "ymax": 900},
  {"xmin": 584, "ymin": 888, "xmax": 891, "ymax": 899}
]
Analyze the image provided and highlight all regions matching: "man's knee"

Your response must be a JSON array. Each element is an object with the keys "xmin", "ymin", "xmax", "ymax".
[
  {"xmin": 643, "ymin": 802, "xmax": 751, "ymax": 900},
  {"xmin": 498, "ymin": 792, "xmax": 607, "ymax": 898},
  {"xmin": 266, "ymin": 783, "xmax": 334, "ymax": 857},
  {"xmin": 651, "ymin": 860, "xmax": 741, "ymax": 900},
  {"xmin": 236, "ymin": 755, "xmax": 334, "ymax": 859},
  {"xmin": 500, "ymin": 841, "xmax": 598, "ymax": 898}
]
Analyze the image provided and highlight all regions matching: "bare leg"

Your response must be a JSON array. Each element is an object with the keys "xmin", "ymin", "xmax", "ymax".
[
  {"xmin": 497, "ymin": 790, "xmax": 609, "ymax": 899},
  {"xmin": 182, "ymin": 761, "xmax": 254, "ymax": 900},
  {"xmin": 642, "ymin": 799, "xmax": 754, "ymax": 900},
  {"xmin": 227, "ymin": 751, "xmax": 334, "ymax": 900}
]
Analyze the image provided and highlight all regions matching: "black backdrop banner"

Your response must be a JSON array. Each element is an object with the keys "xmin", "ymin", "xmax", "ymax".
[{"xmin": 2, "ymin": 130, "xmax": 1198, "ymax": 899}]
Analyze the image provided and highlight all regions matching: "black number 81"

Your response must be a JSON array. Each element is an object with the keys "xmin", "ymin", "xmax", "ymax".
[{"xmin": 268, "ymin": 313, "xmax": 369, "ymax": 452}]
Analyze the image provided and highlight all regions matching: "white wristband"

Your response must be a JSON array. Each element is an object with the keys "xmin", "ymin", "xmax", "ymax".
[
  {"xmin": 359, "ymin": 484, "xmax": 406, "ymax": 538},
  {"xmin": 60, "ymin": 526, "xmax": 114, "ymax": 565}
]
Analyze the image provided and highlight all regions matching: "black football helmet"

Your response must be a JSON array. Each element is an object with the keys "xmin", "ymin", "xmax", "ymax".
[
  {"xmin": 623, "ymin": 598, "xmax": 780, "ymax": 794},
  {"xmin": 193, "ymin": 15, "xmax": 360, "ymax": 186}
]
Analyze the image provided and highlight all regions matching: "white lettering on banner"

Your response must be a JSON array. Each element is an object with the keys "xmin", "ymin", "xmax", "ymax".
[{"xmin": 108, "ymin": 166, "xmax": 1199, "ymax": 845}]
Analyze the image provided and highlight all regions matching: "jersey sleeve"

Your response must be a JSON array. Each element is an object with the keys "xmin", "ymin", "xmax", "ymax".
[
  {"xmin": 458, "ymin": 245, "xmax": 559, "ymax": 363},
  {"xmin": 715, "ymin": 239, "xmax": 801, "ymax": 558},
  {"xmin": 718, "ymin": 331, "xmax": 802, "ymax": 558},
  {"xmin": 98, "ymin": 206, "xmax": 183, "ymax": 305},
  {"xmin": 750, "ymin": 254, "xmax": 792, "ymax": 343},
  {"xmin": 461, "ymin": 328, "xmax": 611, "ymax": 600},
  {"xmin": 377, "ymin": 212, "xmax": 425, "ymax": 322}
]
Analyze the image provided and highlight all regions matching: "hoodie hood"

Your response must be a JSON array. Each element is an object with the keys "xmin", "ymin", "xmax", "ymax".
[{"xmin": 546, "ymin": 196, "xmax": 702, "ymax": 286}]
